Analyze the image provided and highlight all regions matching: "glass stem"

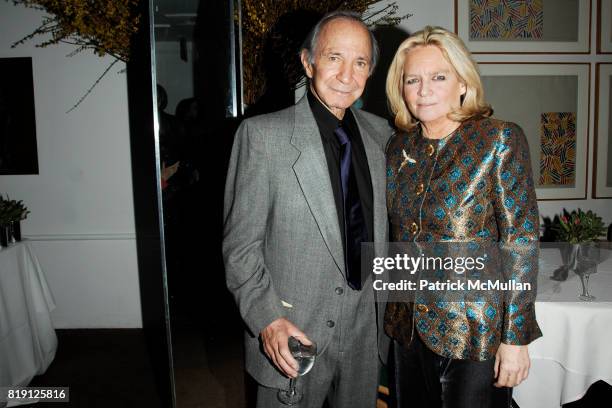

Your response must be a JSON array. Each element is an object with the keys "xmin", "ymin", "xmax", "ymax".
[
  {"xmin": 289, "ymin": 377, "xmax": 297, "ymax": 396},
  {"xmin": 580, "ymin": 274, "xmax": 588, "ymax": 296}
]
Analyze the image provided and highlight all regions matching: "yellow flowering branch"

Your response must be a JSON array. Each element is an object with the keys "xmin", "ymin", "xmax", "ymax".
[
  {"xmin": 10, "ymin": 0, "xmax": 140, "ymax": 111},
  {"xmin": 240, "ymin": 0, "xmax": 410, "ymax": 105}
]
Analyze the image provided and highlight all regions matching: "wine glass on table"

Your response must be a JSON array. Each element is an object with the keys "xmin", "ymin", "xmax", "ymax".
[{"xmin": 277, "ymin": 336, "xmax": 317, "ymax": 405}]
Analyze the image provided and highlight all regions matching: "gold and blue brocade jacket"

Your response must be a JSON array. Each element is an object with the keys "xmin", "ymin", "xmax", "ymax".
[{"xmin": 384, "ymin": 117, "xmax": 542, "ymax": 361}]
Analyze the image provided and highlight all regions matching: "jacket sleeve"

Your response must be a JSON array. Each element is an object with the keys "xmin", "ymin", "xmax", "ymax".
[
  {"xmin": 491, "ymin": 122, "xmax": 542, "ymax": 345},
  {"xmin": 222, "ymin": 119, "xmax": 284, "ymax": 337}
]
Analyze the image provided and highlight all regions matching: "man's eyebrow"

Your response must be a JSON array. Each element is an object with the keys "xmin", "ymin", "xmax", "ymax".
[
  {"xmin": 320, "ymin": 49, "xmax": 371, "ymax": 62},
  {"xmin": 321, "ymin": 50, "xmax": 343, "ymax": 56}
]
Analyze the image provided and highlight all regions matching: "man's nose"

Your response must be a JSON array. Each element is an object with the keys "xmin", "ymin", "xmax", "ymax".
[{"xmin": 337, "ymin": 62, "xmax": 353, "ymax": 83}]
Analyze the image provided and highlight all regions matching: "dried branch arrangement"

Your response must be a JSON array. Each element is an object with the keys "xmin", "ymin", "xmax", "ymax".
[
  {"xmin": 10, "ymin": 0, "xmax": 140, "ymax": 112},
  {"xmin": 240, "ymin": 0, "xmax": 409, "ymax": 105}
]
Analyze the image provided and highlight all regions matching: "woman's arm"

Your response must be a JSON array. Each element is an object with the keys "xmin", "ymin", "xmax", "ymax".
[{"xmin": 491, "ymin": 122, "xmax": 542, "ymax": 387}]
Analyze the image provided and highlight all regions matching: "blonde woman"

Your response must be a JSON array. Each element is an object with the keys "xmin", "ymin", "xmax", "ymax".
[{"xmin": 384, "ymin": 26, "xmax": 541, "ymax": 408}]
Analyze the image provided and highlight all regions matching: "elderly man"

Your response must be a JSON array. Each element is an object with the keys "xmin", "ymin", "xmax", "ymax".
[{"xmin": 223, "ymin": 11, "xmax": 391, "ymax": 408}]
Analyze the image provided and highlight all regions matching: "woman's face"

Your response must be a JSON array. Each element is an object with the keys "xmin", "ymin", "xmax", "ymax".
[{"xmin": 402, "ymin": 45, "xmax": 466, "ymax": 128}]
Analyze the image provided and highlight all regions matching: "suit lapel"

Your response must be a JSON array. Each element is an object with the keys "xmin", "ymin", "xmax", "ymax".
[{"xmin": 290, "ymin": 97, "xmax": 345, "ymax": 274}]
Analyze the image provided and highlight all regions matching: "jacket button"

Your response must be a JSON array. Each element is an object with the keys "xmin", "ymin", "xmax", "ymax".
[
  {"xmin": 426, "ymin": 144, "xmax": 435, "ymax": 156},
  {"xmin": 416, "ymin": 304, "xmax": 429, "ymax": 313},
  {"xmin": 326, "ymin": 320, "xmax": 335, "ymax": 328},
  {"xmin": 335, "ymin": 287, "xmax": 344, "ymax": 295},
  {"xmin": 415, "ymin": 183, "xmax": 424, "ymax": 195},
  {"xmin": 410, "ymin": 222, "xmax": 419, "ymax": 234}
]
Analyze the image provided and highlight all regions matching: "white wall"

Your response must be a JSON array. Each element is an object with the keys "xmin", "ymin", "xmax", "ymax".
[
  {"xmin": 380, "ymin": 0, "xmax": 612, "ymax": 224},
  {"xmin": 0, "ymin": 3, "xmax": 141, "ymax": 328}
]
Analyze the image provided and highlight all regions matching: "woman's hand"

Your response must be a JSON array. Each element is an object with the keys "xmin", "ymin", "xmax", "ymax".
[{"xmin": 493, "ymin": 343, "xmax": 530, "ymax": 387}]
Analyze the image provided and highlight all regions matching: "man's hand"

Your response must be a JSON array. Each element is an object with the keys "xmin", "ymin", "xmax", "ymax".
[
  {"xmin": 260, "ymin": 318, "xmax": 312, "ymax": 378},
  {"xmin": 161, "ymin": 161, "xmax": 180, "ymax": 182},
  {"xmin": 494, "ymin": 344, "xmax": 530, "ymax": 387}
]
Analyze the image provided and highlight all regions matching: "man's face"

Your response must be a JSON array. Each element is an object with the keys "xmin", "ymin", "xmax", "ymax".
[{"xmin": 301, "ymin": 18, "xmax": 372, "ymax": 119}]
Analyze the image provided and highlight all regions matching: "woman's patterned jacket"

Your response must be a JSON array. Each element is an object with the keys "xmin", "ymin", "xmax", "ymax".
[{"xmin": 384, "ymin": 117, "xmax": 542, "ymax": 361}]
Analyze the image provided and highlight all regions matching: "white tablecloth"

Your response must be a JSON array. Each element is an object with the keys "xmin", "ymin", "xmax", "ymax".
[
  {"xmin": 0, "ymin": 242, "xmax": 57, "ymax": 404},
  {"xmin": 513, "ymin": 247, "xmax": 612, "ymax": 408}
]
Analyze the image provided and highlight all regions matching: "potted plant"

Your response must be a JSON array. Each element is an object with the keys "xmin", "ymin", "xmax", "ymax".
[
  {"xmin": 0, "ymin": 197, "xmax": 11, "ymax": 247},
  {"xmin": 552, "ymin": 209, "xmax": 607, "ymax": 244},
  {"xmin": 0, "ymin": 195, "xmax": 30, "ymax": 247},
  {"xmin": 550, "ymin": 209, "xmax": 607, "ymax": 300}
]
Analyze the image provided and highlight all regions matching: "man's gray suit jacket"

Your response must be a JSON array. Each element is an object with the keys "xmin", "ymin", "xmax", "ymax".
[{"xmin": 223, "ymin": 96, "xmax": 391, "ymax": 389}]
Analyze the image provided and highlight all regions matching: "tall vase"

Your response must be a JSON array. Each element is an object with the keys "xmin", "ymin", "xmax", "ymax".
[
  {"xmin": 10, "ymin": 220, "xmax": 21, "ymax": 242},
  {"xmin": 552, "ymin": 243, "xmax": 580, "ymax": 281},
  {"xmin": 566, "ymin": 243, "xmax": 581, "ymax": 271},
  {"xmin": 7, "ymin": 222, "xmax": 15, "ymax": 244},
  {"xmin": 0, "ymin": 224, "xmax": 9, "ymax": 248}
]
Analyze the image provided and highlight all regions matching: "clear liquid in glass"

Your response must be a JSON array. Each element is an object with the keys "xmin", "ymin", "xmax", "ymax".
[{"xmin": 295, "ymin": 354, "xmax": 315, "ymax": 376}]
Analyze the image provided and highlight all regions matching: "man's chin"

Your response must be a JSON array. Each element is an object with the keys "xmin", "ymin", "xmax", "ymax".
[{"xmin": 329, "ymin": 98, "xmax": 359, "ymax": 111}]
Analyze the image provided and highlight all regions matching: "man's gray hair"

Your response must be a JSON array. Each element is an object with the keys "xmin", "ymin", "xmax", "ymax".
[{"xmin": 301, "ymin": 10, "xmax": 379, "ymax": 74}]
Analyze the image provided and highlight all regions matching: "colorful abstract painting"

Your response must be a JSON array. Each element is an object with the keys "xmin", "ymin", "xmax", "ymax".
[
  {"xmin": 470, "ymin": 0, "xmax": 544, "ymax": 40},
  {"xmin": 539, "ymin": 112, "xmax": 576, "ymax": 186}
]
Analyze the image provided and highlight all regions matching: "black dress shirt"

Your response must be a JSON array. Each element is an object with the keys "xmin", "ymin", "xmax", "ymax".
[{"xmin": 307, "ymin": 90, "xmax": 374, "ymax": 243}]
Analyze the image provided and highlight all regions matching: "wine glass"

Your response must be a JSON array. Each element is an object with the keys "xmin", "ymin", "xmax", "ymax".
[
  {"xmin": 574, "ymin": 243, "xmax": 599, "ymax": 301},
  {"xmin": 277, "ymin": 336, "xmax": 317, "ymax": 405}
]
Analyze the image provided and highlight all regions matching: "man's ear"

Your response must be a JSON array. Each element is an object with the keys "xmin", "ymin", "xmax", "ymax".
[{"xmin": 300, "ymin": 50, "xmax": 314, "ymax": 79}]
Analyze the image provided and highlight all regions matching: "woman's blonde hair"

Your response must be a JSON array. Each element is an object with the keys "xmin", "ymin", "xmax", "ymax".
[{"xmin": 386, "ymin": 26, "xmax": 492, "ymax": 132}]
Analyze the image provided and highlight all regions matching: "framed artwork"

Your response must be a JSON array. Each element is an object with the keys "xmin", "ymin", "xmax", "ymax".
[
  {"xmin": 598, "ymin": 0, "xmax": 612, "ymax": 53},
  {"xmin": 0, "ymin": 57, "xmax": 39, "ymax": 175},
  {"xmin": 478, "ymin": 63, "xmax": 590, "ymax": 200},
  {"xmin": 594, "ymin": 64, "xmax": 612, "ymax": 198},
  {"xmin": 455, "ymin": 0, "xmax": 591, "ymax": 53}
]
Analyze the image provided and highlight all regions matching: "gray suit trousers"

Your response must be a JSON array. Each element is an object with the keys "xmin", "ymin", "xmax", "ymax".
[{"xmin": 256, "ymin": 282, "xmax": 380, "ymax": 408}]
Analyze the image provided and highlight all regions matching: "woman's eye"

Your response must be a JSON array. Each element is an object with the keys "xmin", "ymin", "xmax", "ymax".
[
  {"xmin": 328, "ymin": 55, "xmax": 339, "ymax": 62},
  {"xmin": 405, "ymin": 78, "xmax": 419, "ymax": 85},
  {"xmin": 433, "ymin": 74, "xmax": 446, "ymax": 80}
]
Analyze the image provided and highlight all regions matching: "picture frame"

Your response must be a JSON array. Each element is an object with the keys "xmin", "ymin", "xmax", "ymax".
[
  {"xmin": 0, "ymin": 57, "xmax": 39, "ymax": 175},
  {"xmin": 455, "ymin": 0, "xmax": 591, "ymax": 53},
  {"xmin": 478, "ymin": 63, "xmax": 590, "ymax": 200},
  {"xmin": 598, "ymin": 0, "xmax": 612, "ymax": 53},
  {"xmin": 594, "ymin": 63, "xmax": 612, "ymax": 198}
]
